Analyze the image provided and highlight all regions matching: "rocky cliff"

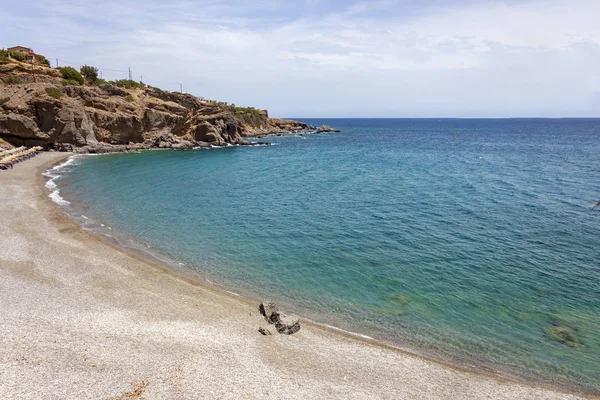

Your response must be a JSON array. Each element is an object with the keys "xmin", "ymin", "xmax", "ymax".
[{"xmin": 0, "ymin": 59, "xmax": 307, "ymax": 152}]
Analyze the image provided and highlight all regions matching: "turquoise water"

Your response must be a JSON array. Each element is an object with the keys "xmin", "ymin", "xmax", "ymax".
[{"xmin": 55, "ymin": 119, "xmax": 600, "ymax": 392}]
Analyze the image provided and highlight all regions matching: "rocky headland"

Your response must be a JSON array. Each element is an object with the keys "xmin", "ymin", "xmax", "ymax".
[{"xmin": 0, "ymin": 58, "xmax": 310, "ymax": 152}]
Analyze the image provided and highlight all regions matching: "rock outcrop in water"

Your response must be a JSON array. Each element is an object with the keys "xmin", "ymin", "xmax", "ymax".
[
  {"xmin": 0, "ymin": 59, "xmax": 308, "ymax": 152},
  {"xmin": 317, "ymin": 125, "xmax": 341, "ymax": 133}
]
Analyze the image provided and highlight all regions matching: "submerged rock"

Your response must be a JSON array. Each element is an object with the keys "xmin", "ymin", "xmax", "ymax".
[
  {"xmin": 544, "ymin": 324, "xmax": 583, "ymax": 349},
  {"xmin": 387, "ymin": 293, "xmax": 412, "ymax": 305}
]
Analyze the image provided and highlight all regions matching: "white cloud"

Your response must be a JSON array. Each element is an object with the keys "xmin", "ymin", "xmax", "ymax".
[{"xmin": 2, "ymin": 0, "xmax": 600, "ymax": 116}]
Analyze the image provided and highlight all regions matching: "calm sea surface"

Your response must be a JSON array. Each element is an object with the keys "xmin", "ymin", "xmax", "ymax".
[{"xmin": 54, "ymin": 119, "xmax": 600, "ymax": 391}]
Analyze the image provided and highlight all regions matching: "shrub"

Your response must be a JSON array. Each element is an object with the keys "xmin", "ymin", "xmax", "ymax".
[
  {"xmin": 62, "ymin": 78, "xmax": 82, "ymax": 86},
  {"xmin": 0, "ymin": 49, "xmax": 7, "ymax": 57},
  {"xmin": 111, "ymin": 79, "xmax": 142, "ymax": 89},
  {"xmin": 8, "ymin": 51, "xmax": 27, "ymax": 62},
  {"xmin": 57, "ymin": 67, "xmax": 84, "ymax": 85},
  {"xmin": 80, "ymin": 65, "xmax": 98, "ymax": 82},
  {"xmin": 89, "ymin": 78, "xmax": 107, "ymax": 86},
  {"xmin": 37, "ymin": 55, "xmax": 51, "ymax": 67},
  {"xmin": 5, "ymin": 75, "xmax": 22, "ymax": 85},
  {"xmin": 45, "ymin": 87, "xmax": 63, "ymax": 99},
  {"xmin": 125, "ymin": 94, "xmax": 134, "ymax": 102},
  {"xmin": 0, "ymin": 97, "xmax": 9, "ymax": 104}
]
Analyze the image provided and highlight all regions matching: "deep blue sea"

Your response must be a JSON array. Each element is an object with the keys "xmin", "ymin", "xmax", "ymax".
[{"xmin": 52, "ymin": 119, "xmax": 600, "ymax": 392}]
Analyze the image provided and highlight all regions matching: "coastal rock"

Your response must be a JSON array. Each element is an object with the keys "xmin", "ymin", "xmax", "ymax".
[
  {"xmin": 258, "ymin": 301, "xmax": 301, "ymax": 334},
  {"xmin": 0, "ymin": 112, "xmax": 48, "ymax": 143},
  {"xmin": 0, "ymin": 59, "xmax": 308, "ymax": 151},
  {"xmin": 317, "ymin": 125, "xmax": 341, "ymax": 133},
  {"xmin": 259, "ymin": 301, "xmax": 279, "ymax": 324},
  {"xmin": 544, "ymin": 324, "xmax": 583, "ymax": 348},
  {"xmin": 274, "ymin": 313, "xmax": 301, "ymax": 335},
  {"xmin": 258, "ymin": 326, "xmax": 272, "ymax": 336}
]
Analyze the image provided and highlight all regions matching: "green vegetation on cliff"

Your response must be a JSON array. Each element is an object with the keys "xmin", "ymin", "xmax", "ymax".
[
  {"xmin": 80, "ymin": 65, "xmax": 99, "ymax": 83},
  {"xmin": 0, "ymin": 56, "xmax": 308, "ymax": 151},
  {"xmin": 57, "ymin": 67, "xmax": 84, "ymax": 85}
]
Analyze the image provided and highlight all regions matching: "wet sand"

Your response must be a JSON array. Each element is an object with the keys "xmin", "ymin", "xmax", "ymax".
[{"xmin": 0, "ymin": 152, "xmax": 591, "ymax": 399}]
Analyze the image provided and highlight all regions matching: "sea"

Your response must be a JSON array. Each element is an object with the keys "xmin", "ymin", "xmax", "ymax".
[{"xmin": 46, "ymin": 119, "xmax": 600, "ymax": 393}]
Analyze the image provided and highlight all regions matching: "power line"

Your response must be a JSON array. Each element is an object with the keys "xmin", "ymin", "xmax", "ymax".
[{"xmin": 44, "ymin": 56, "xmax": 204, "ymax": 97}]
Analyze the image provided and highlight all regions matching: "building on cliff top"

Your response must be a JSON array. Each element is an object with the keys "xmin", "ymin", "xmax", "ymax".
[{"xmin": 7, "ymin": 46, "xmax": 38, "ymax": 62}]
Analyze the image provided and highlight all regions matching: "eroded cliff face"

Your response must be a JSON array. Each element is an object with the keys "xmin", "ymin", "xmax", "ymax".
[{"xmin": 0, "ymin": 61, "xmax": 307, "ymax": 152}]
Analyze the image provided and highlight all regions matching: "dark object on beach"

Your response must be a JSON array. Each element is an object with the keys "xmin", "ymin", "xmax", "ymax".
[
  {"xmin": 259, "ymin": 301, "xmax": 279, "ymax": 323},
  {"xmin": 593, "ymin": 200, "xmax": 600, "ymax": 210},
  {"xmin": 274, "ymin": 312, "xmax": 301, "ymax": 335},
  {"xmin": 544, "ymin": 324, "xmax": 583, "ymax": 349},
  {"xmin": 259, "ymin": 301, "xmax": 301, "ymax": 335},
  {"xmin": 258, "ymin": 326, "xmax": 272, "ymax": 336}
]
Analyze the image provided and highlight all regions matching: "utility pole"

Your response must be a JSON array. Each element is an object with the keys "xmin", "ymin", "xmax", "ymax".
[
  {"xmin": 100, "ymin": 71, "xmax": 103, "ymax": 80},
  {"xmin": 56, "ymin": 58, "xmax": 59, "ymax": 68},
  {"xmin": 128, "ymin": 67, "xmax": 132, "ymax": 81},
  {"xmin": 180, "ymin": 83, "xmax": 183, "ymax": 93},
  {"xmin": 140, "ymin": 75, "xmax": 143, "ymax": 84}
]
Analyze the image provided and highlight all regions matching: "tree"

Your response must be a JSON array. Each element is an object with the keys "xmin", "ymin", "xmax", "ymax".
[
  {"xmin": 80, "ymin": 65, "xmax": 99, "ymax": 83},
  {"xmin": 57, "ymin": 67, "xmax": 84, "ymax": 85},
  {"xmin": 8, "ymin": 51, "xmax": 26, "ymax": 62},
  {"xmin": 37, "ymin": 55, "xmax": 51, "ymax": 67}
]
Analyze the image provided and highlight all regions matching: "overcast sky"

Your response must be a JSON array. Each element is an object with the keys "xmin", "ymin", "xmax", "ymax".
[{"xmin": 2, "ymin": 0, "xmax": 600, "ymax": 117}]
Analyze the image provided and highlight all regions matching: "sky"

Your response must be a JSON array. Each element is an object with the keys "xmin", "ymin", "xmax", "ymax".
[{"xmin": 2, "ymin": 0, "xmax": 600, "ymax": 117}]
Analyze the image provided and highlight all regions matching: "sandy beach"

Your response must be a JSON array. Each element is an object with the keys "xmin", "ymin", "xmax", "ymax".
[{"xmin": 0, "ymin": 152, "xmax": 592, "ymax": 400}]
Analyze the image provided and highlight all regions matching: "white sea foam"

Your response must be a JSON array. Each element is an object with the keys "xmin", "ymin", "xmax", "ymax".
[
  {"xmin": 44, "ymin": 157, "xmax": 80, "ymax": 207},
  {"xmin": 48, "ymin": 190, "xmax": 70, "ymax": 206},
  {"xmin": 319, "ymin": 323, "xmax": 375, "ymax": 340},
  {"xmin": 51, "ymin": 156, "xmax": 76, "ymax": 171},
  {"xmin": 45, "ymin": 178, "xmax": 57, "ymax": 190}
]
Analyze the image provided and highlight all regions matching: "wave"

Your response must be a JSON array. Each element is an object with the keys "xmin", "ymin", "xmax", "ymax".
[
  {"xmin": 48, "ymin": 189, "xmax": 70, "ymax": 206},
  {"xmin": 43, "ymin": 156, "xmax": 79, "ymax": 207}
]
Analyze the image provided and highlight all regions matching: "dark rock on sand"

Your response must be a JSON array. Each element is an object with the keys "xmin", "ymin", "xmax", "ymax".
[
  {"xmin": 258, "ymin": 326, "xmax": 272, "ymax": 336},
  {"xmin": 259, "ymin": 301, "xmax": 301, "ymax": 334},
  {"xmin": 259, "ymin": 301, "xmax": 279, "ymax": 324},
  {"xmin": 274, "ymin": 313, "xmax": 301, "ymax": 335}
]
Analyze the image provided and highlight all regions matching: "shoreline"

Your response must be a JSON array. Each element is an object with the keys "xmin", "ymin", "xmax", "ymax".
[
  {"xmin": 45, "ymin": 152, "xmax": 599, "ymax": 397},
  {"xmin": 0, "ymin": 151, "xmax": 594, "ymax": 399},
  {"xmin": 40, "ymin": 153, "xmax": 599, "ymax": 398}
]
